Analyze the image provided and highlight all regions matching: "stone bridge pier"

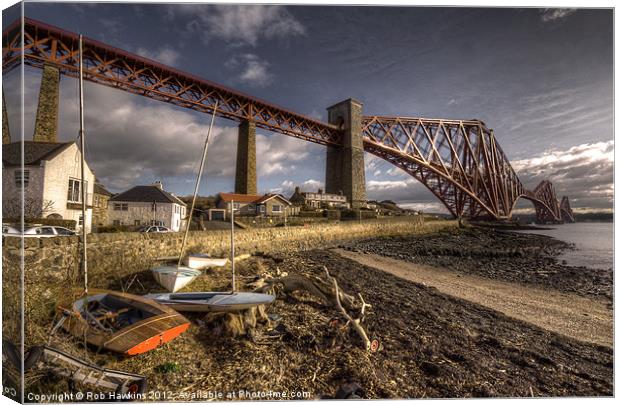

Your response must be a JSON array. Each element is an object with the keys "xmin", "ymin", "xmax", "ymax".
[
  {"xmin": 325, "ymin": 98, "xmax": 367, "ymax": 208},
  {"xmin": 234, "ymin": 120, "xmax": 257, "ymax": 195}
]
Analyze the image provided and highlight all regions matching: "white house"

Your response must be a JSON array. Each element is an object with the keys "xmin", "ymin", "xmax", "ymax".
[
  {"xmin": 2, "ymin": 141, "xmax": 95, "ymax": 233},
  {"xmin": 107, "ymin": 182, "xmax": 187, "ymax": 231}
]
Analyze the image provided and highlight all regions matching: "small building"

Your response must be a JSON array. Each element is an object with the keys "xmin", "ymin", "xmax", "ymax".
[
  {"xmin": 289, "ymin": 187, "xmax": 350, "ymax": 210},
  {"xmin": 2, "ymin": 141, "xmax": 95, "ymax": 232},
  {"xmin": 107, "ymin": 181, "xmax": 187, "ymax": 231},
  {"xmin": 215, "ymin": 192, "xmax": 295, "ymax": 218},
  {"xmin": 92, "ymin": 182, "xmax": 112, "ymax": 230}
]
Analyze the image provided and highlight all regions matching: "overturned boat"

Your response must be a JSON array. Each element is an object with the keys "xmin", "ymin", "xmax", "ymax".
[
  {"xmin": 186, "ymin": 253, "xmax": 228, "ymax": 270},
  {"xmin": 152, "ymin": 265, "xmax": 202, "ymax": 293},
  {"xmin": 143, "ymin": 291, "xmax": 275, "ymax": 313},
  {"xmin": 57, "ymin": 289, "xmax": 190, "ymax": 356},
  {"xmin": 24, "ymin": 345, "xmax": 147, "ymax": 396}
]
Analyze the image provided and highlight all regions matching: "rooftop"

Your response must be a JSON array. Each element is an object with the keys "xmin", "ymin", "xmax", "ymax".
[
  {"xmin": 2, "ymin": 141, "xmax": 75, "ymax": 167},
  {"xmin": 110, "ymin": 185, "xmax": 186, "ymax": 205}
]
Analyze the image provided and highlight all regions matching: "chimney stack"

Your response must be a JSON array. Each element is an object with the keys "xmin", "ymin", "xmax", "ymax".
[{"xmin": 153, "ymin": 180, "xmax": 164, "ymax": 190}]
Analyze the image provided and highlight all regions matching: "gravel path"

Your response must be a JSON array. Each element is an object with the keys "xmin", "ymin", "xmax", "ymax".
[{"xmin": 334, "ymin": 248, "xmax": 613, "ymax": 348}]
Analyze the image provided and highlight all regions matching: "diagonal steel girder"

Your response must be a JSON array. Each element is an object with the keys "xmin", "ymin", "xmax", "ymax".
[{"xmin": 362, "ymin": 116, "xmax": 525, "ymax": 220}]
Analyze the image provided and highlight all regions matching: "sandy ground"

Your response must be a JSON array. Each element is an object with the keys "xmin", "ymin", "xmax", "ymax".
[{"xmin": 334, "ymin": 248, "xmax": 613, "ymax": 348}]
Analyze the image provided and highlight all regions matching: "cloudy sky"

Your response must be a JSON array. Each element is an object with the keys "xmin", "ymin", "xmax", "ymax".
[{"xmin": 2, "ymin": 3, "xmax": 613, "ymax": 213}]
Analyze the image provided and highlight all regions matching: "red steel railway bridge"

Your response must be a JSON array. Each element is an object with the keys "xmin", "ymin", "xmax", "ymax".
[{"xmin": 2, "ymin": 18, "xmax": 574, "ymax": 223}]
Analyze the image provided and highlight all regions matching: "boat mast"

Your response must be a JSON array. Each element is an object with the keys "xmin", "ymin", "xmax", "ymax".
[
  {"xmin": 230, "ymin": 199, "xmax": 235, "ymax": 292},
  {"xmin": 78, "ymin": 35, "xmax": 88, "ymax": 294},
  {"xmin": 177, "ymin": 102, "xmax": 219, "ymax": 268}
]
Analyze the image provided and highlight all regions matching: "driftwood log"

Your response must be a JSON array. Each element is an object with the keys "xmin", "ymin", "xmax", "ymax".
[{"xmin": 251, "ymin": 266, "xmax": 375, "ymax": 351}]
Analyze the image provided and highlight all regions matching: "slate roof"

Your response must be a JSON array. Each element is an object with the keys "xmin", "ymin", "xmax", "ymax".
[
  {"xmin": 110, "ymin": 185, "xmax": 187, "ymax": 206},
  {"xmin": 254, "ymin": 194, "xmax": 291, "ymax": 205},
  {"xmin": 2, "ymin": 141, "xmax": 75, "ymax": 167}
]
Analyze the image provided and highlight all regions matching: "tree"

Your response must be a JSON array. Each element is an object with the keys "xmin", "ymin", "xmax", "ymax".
[{"xmin": 2, "ymin": 197, "xmax": 55, "ymax": 219}]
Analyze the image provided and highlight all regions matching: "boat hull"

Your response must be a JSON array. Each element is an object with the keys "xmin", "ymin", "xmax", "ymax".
[
  {"xmin": 186, "ymin": 254, "xmax": 228, "ymax": 270},
  {"xmin": 152, "ymin": 265, "xmax": 201, "ymax": 292},
  {"xmin": 57, "ymin": 289, "xmax": 190, "ymax": 355},
  {"xmin": 143, "ymin": 292, "xmax": 275, "ymax": 313}
]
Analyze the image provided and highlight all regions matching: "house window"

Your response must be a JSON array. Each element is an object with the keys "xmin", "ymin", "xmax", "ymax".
[
  {"xmin": 232, "ymin": 202, "xmax": 240, "ymax": 209},
  {"xmin": 113, "ymin": 220, "xmax": 121, "ymax": 226},
  {"xmin": 78, "ymin": 215, "xmax": 84, "ymax": 226},
  {"xmin": 151, "ymin": 202, "xmax": 157, "ymax": 212},
  {"xmin": 67, "ymin": 178, "xmax": 86, "ymax": 203},
  {"xmin": 113, "ymin": 203, "xmax": 128, "ymax": 211},
  {"xmin": 134, "ymin": 220, "xmax": 140, "ymax": 226},
  {"xmin": 272, "ymin": 204, "xmax": 282, "ymax": 212},
  {"xmin": 15, "ymin": 169, "xmax": 30, "ymax": 188},
  {"xmin": 259, "ymin": 205, "xmax": 266, "ymax": 213}
]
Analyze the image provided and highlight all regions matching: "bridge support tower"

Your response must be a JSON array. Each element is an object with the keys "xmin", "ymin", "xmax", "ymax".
[
  {"xmin": 234, "ymin": 120, "xmax": 257, "ymax": 195},
  {"xmin": 33, "ymin": 64, "xmax": 60, "ymax": 142},
  {"xmin": 3, "ymin": 90, "xmax": 10, "ymax": 144},
  {"xmin": 325, "ymin": 99, "xmax": 367, "ymax": 208}
]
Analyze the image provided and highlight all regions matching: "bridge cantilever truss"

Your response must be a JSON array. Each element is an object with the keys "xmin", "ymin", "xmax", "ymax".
[{"xmin": 2, "ymin": 18, "xmax": 574, "ymax": 223}]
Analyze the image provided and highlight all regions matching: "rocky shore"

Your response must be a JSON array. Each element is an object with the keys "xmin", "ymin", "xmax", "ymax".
[
  {"xmin": 23, "ymin": 225, "xmax": 613, "ymax": 399},
  {"xmin": 342, "ymin": 226, "xmax": 613, "ymax": 303}
]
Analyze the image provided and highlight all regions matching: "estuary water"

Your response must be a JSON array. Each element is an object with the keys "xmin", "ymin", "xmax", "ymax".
[{"xmin": 516, "ymin": 222, "xmax": 613, "ymax": 270}]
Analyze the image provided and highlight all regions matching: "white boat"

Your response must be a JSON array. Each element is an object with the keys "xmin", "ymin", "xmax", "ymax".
[
  {"xmin": 152, "ymin": 266, "xmax": 202, "ymax": 293},
  {"xmin": 143, "ymin": 292, "xmax": 275, "ymax": 313},
  {"xmin": 186, "ymin": 253, "xmax": 228, "ymax": 270}
]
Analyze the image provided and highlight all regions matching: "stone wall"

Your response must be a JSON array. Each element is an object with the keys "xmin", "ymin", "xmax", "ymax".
[{"xmin": 4, "ymin": 217, "xmax": 454, "ymax": 290}]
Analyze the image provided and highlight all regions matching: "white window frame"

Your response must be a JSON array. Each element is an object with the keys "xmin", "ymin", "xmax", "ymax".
[
  {"xmin": 113, "ymin": 203, "xmax": 128, "ymax": 211},
  {"xmin": 68, "ymin": 178, "xmax": 87, "ymax": 203}
]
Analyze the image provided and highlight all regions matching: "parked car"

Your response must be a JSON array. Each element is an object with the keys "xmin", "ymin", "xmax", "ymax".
[
  {"xmin": 2, "ymin": 225, "xmax": 19, "ymax": 235},
  {"xmin": 138, "ymin": 225, "xmax": 172, "ymax": 233},
  {"xmin": 3, "ymin": 225, "xmax": 76, "ymax": 237}
]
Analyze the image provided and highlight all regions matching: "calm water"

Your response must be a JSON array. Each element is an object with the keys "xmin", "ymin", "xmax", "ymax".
[{"xmin": 515, "ymin": 222, "xmax": 613, "ymax": 270}]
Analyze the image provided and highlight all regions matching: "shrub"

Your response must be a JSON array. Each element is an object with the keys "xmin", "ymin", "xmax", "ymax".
[{"xmin": 4, "ymin": 217, "xmax": 77, "ymax": 230}]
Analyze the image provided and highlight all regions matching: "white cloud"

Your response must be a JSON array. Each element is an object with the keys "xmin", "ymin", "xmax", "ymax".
[
  {"xmin": 226, "ymin": 54, "xmax": 273, "ymax": 87},
  {"xmin": 398, "ymin": 202, "xmax": 449, "ymax": 214},
  {"xmin": 136, "ymin": 46, "xmax": 181, "ymax": 66},
  {"xmin": 173, "ymin": 4, "xmax": 305, "ymax": 47},
  {"xmin": 268, "ymin": 179, "xmax": 323, "ymax": 196},
  {"xmin": 540, "ymin": 8, "xmax": 577, "ymax": 23},
  {"xmin": 513, "ymin": 141, "xmax": 614, "ymax": 210},
  {"xmin": 256, "ymin": 132, "xmax": 311, "ymax": 177}
]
